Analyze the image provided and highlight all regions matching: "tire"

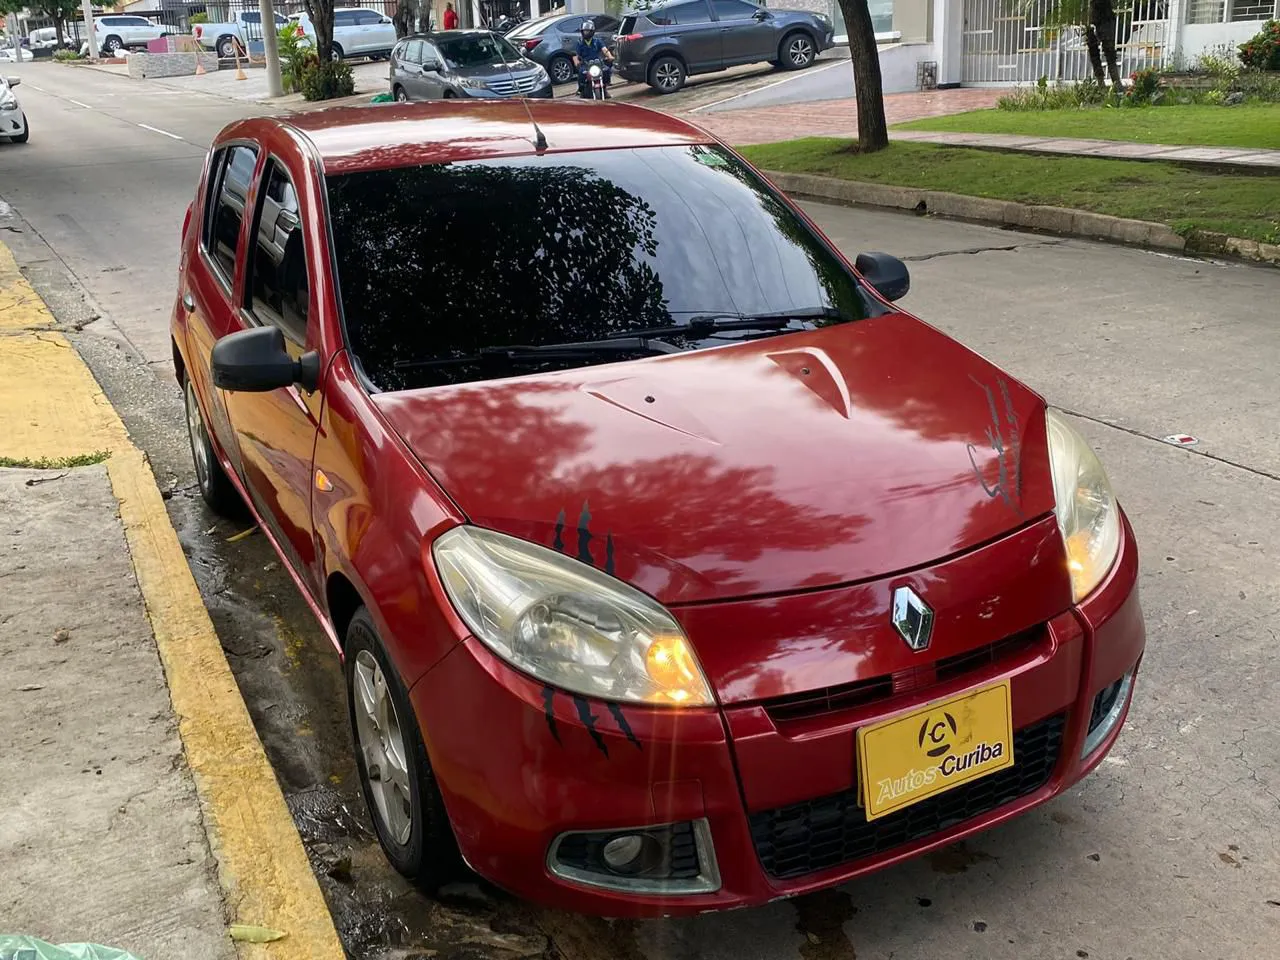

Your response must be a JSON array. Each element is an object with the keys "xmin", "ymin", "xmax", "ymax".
[
  {"xmin": 346, "ymin": 607, "xmax": 461, "ymax": 888},
  {"xmin": 331, "ymin": 43, "xmax": 344, "ymax": 61},
  {"xmin": 648, "ymin": 54, "xmax": 685, "ymax": 94},
  {"xmin": 548, "ymin": 53, "xmax": 574, "ymax": 85},
  {"xmin": 103, "ymin": 35, "xmax": 122, "ymax": 54},
  {"xmin": 216, "ymin": 36, "xmax": 235, "ymax": 59},
  {"xmin": 183, "ymin": 374, "xmax": 241, "ymax": 516},
  {"xmin": 780, "ymin": 31, "xmax": 816, "ymax": 70},
  {"xmin": 442, "ymin": 89, "xmax": 456, "ymax": 98},
  {"xmin": 394, "ymin": 84, "xmax": 409, "ymax": 102},
  {"xmin": 12, "ymin": 114, "xmax": 28, "ymax": 144}
]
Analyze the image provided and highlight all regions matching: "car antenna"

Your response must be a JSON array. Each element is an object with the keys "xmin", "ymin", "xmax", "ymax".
[{"xmin": 491, "ymin": 25, "xmax": 548, "ymax": 152}]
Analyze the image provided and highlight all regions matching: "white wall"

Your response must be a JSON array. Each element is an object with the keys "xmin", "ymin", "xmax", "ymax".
[
  {"xmin": 879, "ymin": 40, "xmax": 938, "ymax": 93},
  {"xmin": 1180, "ymin": 22, "xmax": 1263, "ymax": 62}
]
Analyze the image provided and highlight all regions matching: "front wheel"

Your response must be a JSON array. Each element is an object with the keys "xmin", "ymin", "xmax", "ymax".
[
  {"xmin": 346, "ymin": 608, "xmax": 461, "ymax": 888},
  {"xmin": 781, "ymin": 31, "xmax": 816, "ymax": 70},
  {"xmin": 548, "ymin": 54, "xmax": 574, "ymax": 84},
  {"xmin": 183, "ymin": 375, "xmax": 241, "ymax": 516},
  {"xmin": 394, "ymin": 85, "xmax": 409, "ymax": 102},
  {"xmin": 648, "ymin": 54, "xmax": 685, "ymax": 94}
]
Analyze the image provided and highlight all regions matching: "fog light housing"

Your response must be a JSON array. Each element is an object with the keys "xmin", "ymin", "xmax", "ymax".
[
  {"xmin": 1081, "ymin": 670, "xmax": 1134, "ymax": 758},
  {"xmin": 548, "ymin": 819, "xmax": 721, "ymax": 895}
]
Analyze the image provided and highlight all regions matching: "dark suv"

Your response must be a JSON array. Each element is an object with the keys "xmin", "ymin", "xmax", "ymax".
[
  {"xmin": 506, "ymin": 13, "xmax": 621, "ymax": 85},
  {"xmin": 616, "ymin": 0, "xmax": 834, "ymax": 93}
]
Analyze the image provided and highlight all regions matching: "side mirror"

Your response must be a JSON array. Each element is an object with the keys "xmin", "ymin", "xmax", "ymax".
[
  {"xmin": 752, "ymin": 9, "xmax": 769, "ymax": 20},
  {"xmin": 421, "ymin": 57, "xmax": 441, "ymax": 71},
  {"xmin": 855, "ymin": 252, "xmax": 910, "ymax": 302},
  {"xmin": 6, "ymin": 76, "xmax": 19, "ymax": 86},
  {"xmin": 211, "ymin": 326, "xmax": 321, "ymax": 393}
]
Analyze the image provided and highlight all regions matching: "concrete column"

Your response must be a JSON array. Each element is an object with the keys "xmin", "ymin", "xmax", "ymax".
[{"xmin": 933, "ymin": 0, "xmax": 963, "ymax": 86}]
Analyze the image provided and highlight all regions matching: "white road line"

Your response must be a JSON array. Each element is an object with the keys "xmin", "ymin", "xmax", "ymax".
[
  {"xmin": 137, "ymin": 122, "xmax": 185, "ymax": 141},
  {"xmin": 68, "ymin": 98, "xmax": 92, "ymax": 109},
  {"xmin": 26, "ymin": 83, "xmax": 45, "ymax": 92},
  {"xmin": 690, "ymin": 58, "xmax": 846, "ymax": 113}
]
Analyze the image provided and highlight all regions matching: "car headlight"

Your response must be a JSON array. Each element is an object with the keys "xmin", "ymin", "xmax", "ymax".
[
  {"xmin": 457, "ymin": 76, "xmax": 487, "ymax": 90},
  {"xmin": 433, "ymin": 526, "xmax": 713, "ymax": 706},
  {"xmin": 1045, "ymin": 408, "xmax": 1121, "ymax": 602},
  {"xmin": 0, "ymin": 91, "xmax": 15, "ymax": 110}
]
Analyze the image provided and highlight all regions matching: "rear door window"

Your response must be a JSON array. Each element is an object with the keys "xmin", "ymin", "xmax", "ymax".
[
  {"xmin": 247, "ymin": 161, "xmax": 309, "ymax": 346},
  {"xmin": 650, "ymin": 1, "xmax": 712, "ymax": 25},
  {"xmin": 206, "ymin": 144, "xmax": 259, "ymax": 285},
  {"xmin": 712, "ymin": 0, "xmax": 759, "ymax": 20}
]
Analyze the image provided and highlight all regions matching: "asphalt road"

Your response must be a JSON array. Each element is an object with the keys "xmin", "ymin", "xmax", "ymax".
[{"xmin": 3, "ymin": 61, "xmax": 1278, "ymax": 960}]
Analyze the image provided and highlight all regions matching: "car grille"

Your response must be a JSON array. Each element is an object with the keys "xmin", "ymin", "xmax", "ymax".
[
  {"xmin": 487, "ymin": 73, "xmax": 540, "ymax": 97},
  {"xmin": 748, "ymin": 713, "xmax": 1066, "ymax": 880},
  {"xmin": 762, "ymin": 627, "xmax": 1043, "ymax": 724}
]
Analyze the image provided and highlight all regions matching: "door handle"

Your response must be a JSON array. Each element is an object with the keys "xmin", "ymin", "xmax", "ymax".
[{"xmin": 182, "ymin": 292, "xmax": 195, "ymax": 312}]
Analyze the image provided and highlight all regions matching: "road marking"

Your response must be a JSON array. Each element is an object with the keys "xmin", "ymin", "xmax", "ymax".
[
  {"xmin": 690, "ymin": 58, "xmax": 846, "ymax": 113},
  {"xmin": 138, "ymin": 122, "xmax": 185, "ymax": 141},
  {"xmin": 25, "ymin": 82, "xmax": 45, "ymax": 92},
  {"xmin": 0, "ymin": 238, "xmax": 346, "ymax": 960},
  {"xmin": 67, "ymin": 98, "xmax": 92, "ymax": 109}
]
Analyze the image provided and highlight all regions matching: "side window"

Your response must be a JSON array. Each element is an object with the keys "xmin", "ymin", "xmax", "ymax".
[
  {"xmin": 595, "ymin": 15, "xmax": 620, "ymax": 31},
  {"xmin": 356, "ymin": 10, "xmax": 383, "ymax": 25},
  {"xmin": 671, "ymin": 2, "xmax": 713, "ymax": 24},
  {"xmin": 128, "ymin": 17, "xmax": 153, "ymax": 26},
  {"xmin": 559, "ymin": 16, "xmax": 583, "ymax": 32},
  {"xmin": 242, "ymin": 12, "xmax": 261, "ymax": 24},
  {"xmin": 405, "ymin": 39, "xmax": 425, "ymax": 63},
  {"xmin": 712, "ymin": 0, "xmax": 758, "ymax": 20},
  {"xmin": 247, "ymin": 162, "xmax": 309, "ymax": 345},
  {"xmin": 207, "ymin": 145, "xmax": 259, "ymax": 284},
  {"xmin": 334, "ymin": 10, "xmax": 358, "ymax": 26}
]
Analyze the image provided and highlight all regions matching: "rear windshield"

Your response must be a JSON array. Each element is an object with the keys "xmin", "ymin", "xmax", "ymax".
[
  {"xmin": 506, "ymin": 16, "xmax": 554, "ymax": 38},
  {"xmin": 325, "ymin": 145, "xmax": 866, "ymax": 392},
  {"xmin": 436, "ymin": 32, "xmax": 523, "ymax": 67}
]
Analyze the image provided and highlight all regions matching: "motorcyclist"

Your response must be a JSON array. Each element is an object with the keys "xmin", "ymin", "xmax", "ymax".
[{"xmin": 572, "ymin": 20, "xmax": 613, "ymax": 99}]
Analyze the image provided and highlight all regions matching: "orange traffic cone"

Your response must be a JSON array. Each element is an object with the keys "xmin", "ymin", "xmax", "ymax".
[
  {"xmin": 234, "ymin": 40, "xmax": 247, "ymax": 80},
  {"xmin": 194, "ymin": 52, "xmax": 205, "ymax": 76}
]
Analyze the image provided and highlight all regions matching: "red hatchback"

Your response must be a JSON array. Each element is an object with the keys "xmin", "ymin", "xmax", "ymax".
[{"xmin": 172, "ymin": 101, "xmax": 1145, "ymax": 917}]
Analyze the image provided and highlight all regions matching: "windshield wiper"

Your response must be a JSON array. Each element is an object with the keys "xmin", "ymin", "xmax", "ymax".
[
  {"xmin": 616, "ymin": 307, "xmax": 846, "ymax": 340},
  {"xmin": 393, "ymin": 337, "xmax": 680, "ymax": 371}
]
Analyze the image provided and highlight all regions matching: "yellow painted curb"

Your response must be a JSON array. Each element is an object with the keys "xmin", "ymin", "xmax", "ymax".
[{"xmin": 0, "ymin": 240, "xmax": 346, "ymax": 960}]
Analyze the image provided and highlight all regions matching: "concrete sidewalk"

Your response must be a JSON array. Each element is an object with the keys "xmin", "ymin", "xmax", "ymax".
[
  {"xmin": 0, "ymin": 242, "xmax": 344, "ymax": 959},
  {"xmin": 891, "ymin": 128, "xmax": 1280, "ymax": 170}
]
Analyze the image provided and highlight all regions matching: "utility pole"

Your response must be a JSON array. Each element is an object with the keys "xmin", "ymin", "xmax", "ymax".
[
  {"xmin": 259, "ymin": 0, "xmax": 283, "ymax": 97},
  {"xmin": 80, "ymin": 0, "xmax": 98, "ymax": 59}
]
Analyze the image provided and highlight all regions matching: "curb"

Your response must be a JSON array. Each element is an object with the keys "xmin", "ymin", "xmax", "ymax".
[
  {"xmin": 762, "ymin": 170, "xmax": 1280, "ymax": 267},
  {"xmin": 0, "ymin": 240, "xmax": 345, "ymax": 960}
]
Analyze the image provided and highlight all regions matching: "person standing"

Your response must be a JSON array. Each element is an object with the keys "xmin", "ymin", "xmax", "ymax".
[{"xmin": 443, "ymin": 2, "xmax": 459, "ymax": 29}]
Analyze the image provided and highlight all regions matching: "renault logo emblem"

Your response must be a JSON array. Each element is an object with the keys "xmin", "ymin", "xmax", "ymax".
[{"xmin": 892, "ymin": 586, "xmax": 934, "ymax": 651}]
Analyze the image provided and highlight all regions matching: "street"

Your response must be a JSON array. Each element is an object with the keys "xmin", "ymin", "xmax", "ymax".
[{"xmin": 2, "ymin": 61, "xmax": 1278, "ymax": 960}]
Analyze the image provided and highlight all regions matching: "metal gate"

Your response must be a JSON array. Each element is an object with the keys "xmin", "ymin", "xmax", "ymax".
[{"xmin": 961, "ymin": 0, "xmax": 1172, "ymax": 84}]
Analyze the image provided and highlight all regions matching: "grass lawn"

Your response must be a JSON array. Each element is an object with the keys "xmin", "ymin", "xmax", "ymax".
[
  {"xmin": 894, "ymin": 103, "xmax": 1280, "ymax": 150},
  {"xmin": 739, "ymin": 140, "xmax": 1280, "ymax": 243}
]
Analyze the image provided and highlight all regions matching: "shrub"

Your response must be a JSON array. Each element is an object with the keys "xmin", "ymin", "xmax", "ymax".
[
  {"xmin": 1123, "ymin": 68, "xmax": 1161, "ymax": 105},
  {"xmin": 1239, "ymin": 19, "xmax": 1280, "ymax": 71},
  {"xmin": 300, "ymin": 57, "xmax": 354, "ymax": 101},
  {"xmin": 52, "ymin": 48, "xmax": 83, "ymax": 61},
  {"xmin": 1195, "ymin": 46, "xmax": 1241, "ymax": 80},
  {"xmin": 189, "ymin": 12, "xmax": 208, "ymax": 25},
  {"xmin": 277, "ymin": 23, "xmax": 308, "ymax": 94},
  {"xmin": 996, "ymin": 77, "xmax": 1105, "ymax": 111}
]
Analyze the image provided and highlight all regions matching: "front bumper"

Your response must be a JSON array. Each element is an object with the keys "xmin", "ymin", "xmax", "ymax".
[
  {"xmin": 458, "ymin": 81, "xmax": 553, "ymax": 100},
  {"xmin": 410, "ymin": 513, "xmax": 1144, "ymax": 916},
  {"xmin": 0, "ymin": 105, "xmax": 25, "ymax": 138}
]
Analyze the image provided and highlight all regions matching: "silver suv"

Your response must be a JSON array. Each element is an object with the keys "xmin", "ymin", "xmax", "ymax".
[
  {"xmin": 616, "ymin": 0, "xmax": 834, "ymax": 94},
  {"xmin": 390, "ymin": 30, "xmax": 552, "ymax": 101}
]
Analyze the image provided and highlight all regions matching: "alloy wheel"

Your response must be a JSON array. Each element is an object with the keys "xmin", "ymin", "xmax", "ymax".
[
  {"xmin": 551, "ymin": 56, "xmax": 573, "ymax": 83},
  {"xmin": 395, "ymin": 86, "xmax": 408, "ymax": 101},
  {"xmin": 184, "ymin": 379, "xmax": 212, "ymax": 494},
  {"xmin": 353, "ymin": 649, "xmax": 414, "ymax": 845},
  {"xmin": 789, "ymin": 37, "xmax": 813, "ymax": 67},
  {"xmin": 655, "ymin": 61, "xmax": 681, "ymax": 91}
]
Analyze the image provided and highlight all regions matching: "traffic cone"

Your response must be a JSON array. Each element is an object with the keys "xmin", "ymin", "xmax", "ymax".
[
  {"xmin": 234, "ymin": 41, "xmax": 247, "ymax": 80},
  {"xmin": 194, "ymin": 52, "xmax": 205, "ymax": 76}
]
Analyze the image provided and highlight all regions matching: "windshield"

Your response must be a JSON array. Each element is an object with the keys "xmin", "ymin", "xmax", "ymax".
[
  {"xmin": 436, "ymin": 33, "xmax": 523, "ymax": 68},
  {"xmin": 506, "ymin": 16, "xmax": 554, "ymax": 39},
  {"xmin": 326, "ymin": 145, "xmax": 866, "ymax": 392}
]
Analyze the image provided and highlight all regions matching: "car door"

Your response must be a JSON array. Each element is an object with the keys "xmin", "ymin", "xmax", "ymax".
[
  {"xmin": 398, "ymin": 39, "xmax": 429, "ymax": 98},
  {"xmin": 332, "ymin": 9, "xmax": 360, "ymax": 54},
  {"xmin": 220, "ymin": 157, "xmax": 325, "ymax": 593},
  {"xmin": 711, "ymin": 0, "xmax": 774, "ymax": 65},
  {"xmin": 418, "ymin": 40, "xmax": 448, "ymax": 97},
  {"xmin": 185, "ymin": 143, "xmax": 260, "ymax": 480},
  {"xmin": 360, "ymin": 9, "xmax": 396, "ymax": 55},
  {"xmin": 650, "ymin": 0, "xmax": 720, "ymax": 72}
]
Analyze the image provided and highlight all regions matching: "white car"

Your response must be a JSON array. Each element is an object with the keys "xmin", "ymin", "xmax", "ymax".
[
  {"xmin": 1, "ymin": 74, "xmax": 28, "ymax": 144},
  {"xmin": 0, "ymin": 45, "xmax": 33, "ymax": 62},
  {"xmin": 93, "ymin": 14, "xmax": 168, "ymax": 54},
  {"xmin": 292, "ymin": 8, "xmax": 397, "ymax": 60}
]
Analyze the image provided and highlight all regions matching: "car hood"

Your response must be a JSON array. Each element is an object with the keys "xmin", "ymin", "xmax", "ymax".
[
  {"xmin": 373, "ymin": 315, "xmax": 1056, "ymax": 606},
  {"xmin": 451, "ymin": 59, "xmax": 540, "ymax": 78}
]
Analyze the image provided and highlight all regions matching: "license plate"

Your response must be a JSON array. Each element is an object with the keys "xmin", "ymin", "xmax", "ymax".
[{"xmin": 856, "ymin": 680, "xmax": 1014, "ymax": 821}]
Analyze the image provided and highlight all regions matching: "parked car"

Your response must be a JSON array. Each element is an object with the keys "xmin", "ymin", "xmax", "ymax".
[
  {"xmin": 0, "ymin": 44, "xmax": 33, "ymax": 62},
  {"xmin": 293, "ymin": 7, "xmax": 398, "ymax": 61},
  {"xmin": 92, "ymin": 14, "xmax": 168, "ymax": 54},
  {"xmin": 615, "ymin": 0, "xmax": 834, "ymax": 93},
  {"xmin": 193, "ymin": 10, "xmax": 289, "ymax": 59},
  {"xmin": 505, "ymin": 12, "xmax": 620, "ymax": 85},
  {"xmin": 174, "ymin": 99, "xmax": 1145, "ymax": 916},
  {"xmin": 389, "ymin": 30, "xmax": 550, "ymax": 101},
  {"xmin": 0, "ymin": 73, "xmax": 27, "ymax": 143}
]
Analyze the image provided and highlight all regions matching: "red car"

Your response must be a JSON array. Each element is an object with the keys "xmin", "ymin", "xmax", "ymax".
[{"xmin": 172, "ymin": 101, "xmax": 1144, "ymax": 917}]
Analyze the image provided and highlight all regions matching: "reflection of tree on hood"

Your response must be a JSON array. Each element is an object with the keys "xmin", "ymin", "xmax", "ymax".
[{"xmin": 328, "ymin": 162, "xmax": 669, "ymax": 392}]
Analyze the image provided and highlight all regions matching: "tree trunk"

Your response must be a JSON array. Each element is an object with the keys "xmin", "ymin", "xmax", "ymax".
[
  {"xmin": 394, "ymin": 0, "xmax": 413, "ymax": 38},
  {"xmin": 53, "ymin": 15, "xmax": 64, "ymax": 48},
  {"xmin": 304, "ymin": 0, "xmax": 335, "ymax": 62},
  {"xmin": 1084, "ymin": 24, "xmax": 1106, "ymax": 83},
  {"xmin": 837, "ymin": 0, "xmax": 888, "ymax": 152},
  {"xmin": 1089, "ymin": 0, "xmax": 1122, "ymax": 85}
]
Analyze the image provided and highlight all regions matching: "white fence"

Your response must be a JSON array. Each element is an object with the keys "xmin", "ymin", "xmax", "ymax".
[{"xmin": 960, "ymin": 0, "xmax": 1173, "ymax": 84}]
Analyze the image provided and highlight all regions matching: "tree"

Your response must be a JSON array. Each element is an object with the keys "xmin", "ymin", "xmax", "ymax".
[
  {"xmin": 0, "ymin": 0, "xmax": 77, "ymax": 49},
  {"xmin": 302, "ymin": 0, "xmax": 334, "ymax": 63},
  {"xmin": 835, "ymin": 0, "xmax": 889, "ymax": 152}
]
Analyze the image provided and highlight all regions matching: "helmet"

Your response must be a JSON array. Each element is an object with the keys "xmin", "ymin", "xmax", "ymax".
[{"xmin": 580, "ymin": 19, "xmax": 595, "ymax": 40}]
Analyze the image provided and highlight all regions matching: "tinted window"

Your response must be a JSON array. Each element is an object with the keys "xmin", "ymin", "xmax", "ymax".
[
  {"xmin": 248, "ymin": 162, "xmax": 309, "ymax": 345},
  {"xmin": 507, "ymin": 16, "xmax": 554, "ymax": 38},
  {"xmin": 241, "ymin": 12, "xmax": 261, "ymax": 24},
  {"xmin": 436, "ymin": 32, "xmax": 521, "ymax": 67},
  {"xmin": 650, "ymin": 1, "xmax": 712, "ymax": 25},
  {"xmin": 356, "ymin": 10, "xmax": 384, "ymax": 24},
  {"xmin": 712, "ymin": 0, "xmax": 759, "ymax": 19},
  {"xmin": 595, "ymin": 15, "xmax": 620, "ymax": 30},
  {"xmin": 334, "ymin": 9, "xmax": 359, "ymax": 25},
  {"xmin": 557, "ymin": 16, "xmax": 583, "ymax": 32},
  {"xmin": 207, "ymin": 145, "xmax": 258, "ymax": 283},
  {"xmin": 325, "ymin": 145, "xmax": 865, "ymax": 392},
  {"xmin": 126, "ymin": 17, "xmax": 153, "ymax": 26},
  {"xmin": 402, "ymin": 38, "xmax": 424, "ymax": 62}
]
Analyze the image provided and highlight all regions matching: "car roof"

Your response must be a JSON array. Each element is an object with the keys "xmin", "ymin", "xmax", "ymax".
[{"xmin": 279, "ymin": 100, "xmax": 715, "ymax": 175}]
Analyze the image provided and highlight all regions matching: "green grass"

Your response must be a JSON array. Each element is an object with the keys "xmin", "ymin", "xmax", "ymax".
[
  {"xmin": 739, "ymin": 140, "xmax": 1280, "ymax": 243},
  {"xmin": 895, "ymin": 104, "xmax": 1280, "ymax": 150},
  {"xmin": 0, "ymin": 451, "xmax": 111, "ymax": 469}
]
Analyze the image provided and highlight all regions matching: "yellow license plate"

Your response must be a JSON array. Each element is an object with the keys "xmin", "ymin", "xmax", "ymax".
[{"xmin": 856, "ymin": 680, "xmax": 1014, "ymax": 821}]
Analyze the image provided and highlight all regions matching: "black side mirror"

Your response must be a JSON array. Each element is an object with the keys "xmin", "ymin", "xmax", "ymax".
[
  {"xmin": 421, "ymin": 57, "xmax": 441, "ymax": 71},
  {"xmin": 211, "ymin": 326, "xmax": 321, "ymax": 393},
  {"xmin": 752, "ymin": 9, "xmax": 769, "ymax": 20},
  {"xmin": 855, "ymin": 252, "xmax": 910, "ymax": 302}
]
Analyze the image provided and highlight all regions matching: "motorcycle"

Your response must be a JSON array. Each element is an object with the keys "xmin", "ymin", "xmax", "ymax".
[{"xmin": 580, "ymin": 58, "xmax": 610, "ymax": 100}]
